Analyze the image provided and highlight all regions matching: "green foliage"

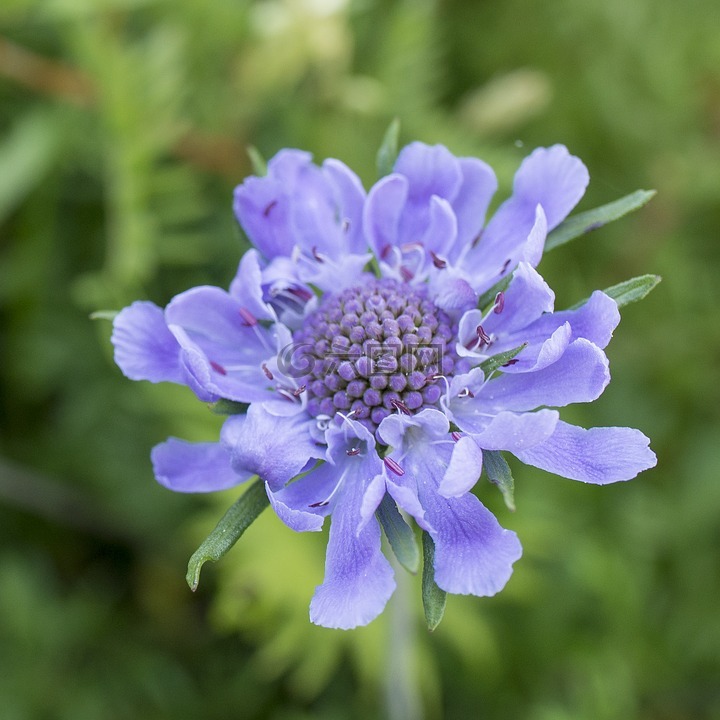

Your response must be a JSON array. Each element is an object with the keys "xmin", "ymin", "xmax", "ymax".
[{"xmin": 2, "ymin": 0, "xmax": 719, "ymax": 718}]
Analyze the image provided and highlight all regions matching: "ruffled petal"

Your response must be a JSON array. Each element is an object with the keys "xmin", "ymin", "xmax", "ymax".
[
  {"xmin": 112, "ymin": 302, "xmax": 183, "ymax": 383},
  {"xmin": 510, "ymin": 144, "xmax": 589, "ymax": 230},
  {"xmin": 364, "ymin": 174, "xmax": 408, "ymax": 259},
  {"xmin": 437, "ymin": 436, "xmax": 483, "ymax": 498},
  {"xmin": 514, "ymin": 420, "xmax": 657, "ymax": 484},
  {"xmin": 481, "ymin": 338, "xmax": 610, "ymax": 412},
  {"xmin": 394, "ymin": 142, "xmax": 462, "ymax": 202},
  {"xmin": 229, "ymin": 405, "xmax": 323, "ymax": 490},
  {"xmin": 451, "ymin": 157, "xmax": 498, "ymax": 253},
  {"xmin": 426, "ymin": 491, "xmax": 522, "ymax": 596},
  {"xmin": 459, "ymin": 409, "xmax": 559, "ymax": 452},
  {"xmin": 151, "ymin": 436, "xmax": 250, "ymax": 493}
]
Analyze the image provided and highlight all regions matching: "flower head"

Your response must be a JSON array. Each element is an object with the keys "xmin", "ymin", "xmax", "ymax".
[{"xmin": 111, "ymin": 140, "xmax": 656, "ymax": 629}]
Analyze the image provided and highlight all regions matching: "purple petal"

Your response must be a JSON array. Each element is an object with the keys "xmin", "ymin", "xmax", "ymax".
[
  {"xmin": 364, "ymin": 174, "xmax": 408, "ymax": 259},
  {"xmin": 151, "ymin": 436, "xmax": 250, "ymax": 493},
  {"xmin": 112, "ymin": 302, "xmax": 183, "ymax": 383},
  {"xmin": 511, "ymin": 144, "xmax": 589, "ymax": 230},
  {"xmin": 437, "ymin": 436, "xmax": 483, "ymax": 498},
  {"xmin": 309, "ymin": 474, "xmax": 395, "ymax": 628},
  {"xmin": 228, "ymin": 249, "xmax": 276, "ymax": 322},
  {"xmin": 418, "ymin": 195, "xmax": 458, "ymax": 256},
  {"xmin": 426, "ymin": 491, "xmax": 522, "ymax": 596},
  {"xmin": 394, "ymin": 142, "xmax": 462, "ymax": 202},
  {"xmin": 458, "ymin": 409, "xmax": 559, "ymax": 452},
  {"xmin": 229, "ymin": 405, "xmax": 323, "ymax": 490},
  {"xmin": 322, "ymin": 158, "xmax": 367, "ymax": 255},
  {"xmin": 451, "ymin": 157, "xmax": 498, "ymax": 253},
  {"xmin": 515, "ymin": 420, "xmax": 657, "ymax": 484},
  {"xmin": 481, "ymin": 338, "xmax": 610, "ymax": 412},
  {"xmin": 431, "ymin": 272, "xmax": 477, "ymax": 313}
]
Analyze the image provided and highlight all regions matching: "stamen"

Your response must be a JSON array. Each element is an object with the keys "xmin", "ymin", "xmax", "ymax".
[
  {"xmin": 292, "ymin": 384, "xmax": 306, "ymax": 397},
  {"xmin": 472, "ymin": 230, "xmax": 484, "ymax": 248},
  {"xmin": 457, "ymin": 387, "xmax": 475, "ymax": 398},
  {"xmin": 342, "ymin": 218, "xmax": 351, "ymax": 232},
  {"xmin": 311, "ymin": 246, "xmax": 325, "ymax": 263},
  {"xmin": 430, "ymin": 251, "xmax": 447, "ymax": 269},
  {"xmin": 288, "ymin": 286, "xmax": 314, "ymax": 303},
  {"xmin": 262, "ymin": 363, "xmax": 274, "ymax": 380},
  {"xmin": 380, "ymin": 244, "xmax": 393, "ymax": 260},
  {"xmin": 210, "ymin": 361, "xmax": 227, "ymax": 375},
  {"xmin": 309, "ymin": 499, "xmax": 329, "ymax": 508},
  {"xmin": 384, "ymin": 456, "xmax": 405, "ymax": 476},
  {"xmin": 501, "ymin": 258, "xmax": 512, "ymax": 274},
  {"xmin": 239, "ymin": 307, "xmax": 257, "ymax": 326},
  {"xmin": 390, "ymin": 398, "xmax": 412, "ymax": 415},
  {"xmin": 503, "ymin": 358, "xmax": 519, "ymax": 367},
  {"xmin": 451, "ymin": 431, "xmax": 462, "ymax": 442},
  {"xmin": 476, "ymin": 325, "xmax": 491, "ymax": 345},
  {"xmin": 346, "ymin": 447, "xmax": 361, "ymax": 456},
  {"xmin": 494, "ymin": 291, "xmax": 505, "ymax": 314},
  {"xmin": 400, "ymin": 265, "xmax": 414, "ymax": 282},
  {"xmin": 263, "ymin": 200, "xmax": 278, "ymax": 217}
]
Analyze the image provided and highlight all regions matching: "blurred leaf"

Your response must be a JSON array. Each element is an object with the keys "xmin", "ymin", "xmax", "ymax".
[
  {"xmin": 545, "ymin": 189, "xmax": 656, "ymax": 251},
  {"xmin": 421, "ymin": 531, "xmax": 446, "ymax": 631},
  {"xmin": 482, "ymin": 450, "xmax": 516, "ymax": 512},
  {"xmin": 0, "ymin": 112, "xmax": 59, "ymax": 221},
  {"xmin": 376, "ymin": 492, "xmax": 419, "ymax": 574},
  {"xmin": 376, "ymin": 117, "xmax": 400, "ymax": 178},
  {"xmin": 89, "ymin": 310, "xmax": 119, "ymax": 321},
  {"xmin": 186, "ymin": 478, "xmax": 268, "ymax": 591},
  {"xmin": 208, "ymin": 399, "xmax": 250, "ymax": 415},
  {"xmin": 246, "ymin": 146, "xmax": 267, "ymax": 177}
]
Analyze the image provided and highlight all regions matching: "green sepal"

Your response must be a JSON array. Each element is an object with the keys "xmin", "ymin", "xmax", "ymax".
[
  {"xmin": 376, "ymin": 118, "xmax": 401, "ymax": 178},
  {"xmin": 483, "ymin": 450, "xmax": 516, "ymax": 512},
  {"xmin": 569, "ymin": 274, "xmax": 662, "ymax": 311},
  {"xmin": 376, "ymin": 493, "xmax": 419, "ymax": 574},
  {"xmin": 208, "ymin": 399, "xmax": 250, "ymax": 415},
  {"xmin": 421, "ymin": 531, "xmax": 446, "ymax": 631},
  {"xmin": 90, "ymin": 310, "xmax": 119, "ymax": 321},
  {"xmin": 186, "ymin": 478, "xmax": 269, "ymax": 591},
  {"xmin": 479, "ymin": 343, "xmax": 528, "ymax": 379},
  {"xmin": 545, "ymin": 189, "xmax": 656, "ymax": 252},
  {"xmin": 247, "ymin": 145, "xmax": 268, "ymax": 176}
]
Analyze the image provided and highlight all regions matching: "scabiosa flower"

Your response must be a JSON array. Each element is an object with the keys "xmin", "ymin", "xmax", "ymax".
[{"xmin": 111, "ymin": 140, "xmax": 656, "ymax": 629}]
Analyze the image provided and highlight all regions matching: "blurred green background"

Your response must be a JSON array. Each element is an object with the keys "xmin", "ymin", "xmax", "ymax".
[{"xmin": 1, "ymin": 0, "xmax": 718, "ymax": 718}]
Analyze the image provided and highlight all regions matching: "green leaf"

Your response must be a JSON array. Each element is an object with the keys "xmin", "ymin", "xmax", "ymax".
[
  {"xmin": 569, "ymin": 274, "xmax": 662, "ymax": 311},
  {"xmin": 376, "ymin": 118, "xmax": 401, "ymax": 178},
  {"xmin": 421, "ymin": 531, "xmax": 446, "ymax": 631},
  {"xmin": 479, "ymin": 343, "xmax": 528, "ymax": 379},
  {"xmin": 247, "ymin": 145, "xmax": 267, "ymax": 176},
  {"xmin": 483, "ymin": 450, "xmax": 516, "ymax": 512},
  {"xmin": 89, "ymin": 310, "xmax": 119, "ymax": 321},
  {"xmin": 545, "ymin": 189, "xmax": 656, "ymax": 252},
  {"xmin": 208, "ymin": 399, "xmax": 250, "ymax": 415},
  {"xmin": 376, "ymin": 493, "xmax": 419, "ymax": 574},
  {"xmin": 186, "ymin": 478, "xmax": 269, "ymax": 591}
]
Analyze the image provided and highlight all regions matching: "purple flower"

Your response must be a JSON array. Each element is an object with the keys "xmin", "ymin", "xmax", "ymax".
[{"xmin": 111, "ymin": 143, "xmax": 656, "ymax": 629}]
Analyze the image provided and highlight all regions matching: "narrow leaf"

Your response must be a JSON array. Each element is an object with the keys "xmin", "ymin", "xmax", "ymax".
[
  {"xmin": 376, "ymin": 493, "xmax": 419, "ymax": 574},
  {"xmin": 421, "ymin": 531, "xmax": 446, "ymax": 631},
  {"xmin": 483, "ymin": 450, "xmax": 516, "ymax": 512},
  {"xmin": 89, "ymin": 310, "xmax": 119, "ymax": 321},
  {"xmin": 568, "ymin": 274, "xmax": 662, "ymax": 311},
  {"xmin": 208, "ymin": 398, "xmax": 250, "ymax": 415},
  {"xmin": 247, "ymin": 145, "xmax": 267, "ymax": 176},
  {"xmin": 479, "ymin": 343, "xmax": 527, "ymax": 379},
  {"xmin": 545, "ymin": 189, "xmax": 656, "ymax": 252},
  {"xmin": 186, "ymin": 478, "xmax": 268, "ymax": 591},
  {"xmin": 376, "ymin": 118, "xmax": 401, "ymax": 178}
]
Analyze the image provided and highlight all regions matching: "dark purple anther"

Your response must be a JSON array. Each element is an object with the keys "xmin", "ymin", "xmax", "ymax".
[
  {"xmin": 494, "ymin": 291, "xmax": 505, "ymax": 314},
  {"xmin": 346, "ymin": 447, "xmax": 361, "ymax": 456},
  {"xmin": 262, "ymin": 363, "xmax": 274, "ymax": 380},
  {"xmin": 476, "ymin": 325, "xmax": 491, "ymax": 345},
  {"xmin": 400, "ymin": 266, "xmax": 414, "ymax": 282},
  {"xmin": 430, "ymin": 251, "xmax": 447, "ymax": 269},
  {"xmin": 451, "ymin": 431, "xmax": 462, "ymax": 442},
  {"xmin": 501, "ymin": 258, "xmax": 512, "ymax": 274},
  {"xmin": 288, "ymin": 286, "xmax": 314, "ymax": 303},
  {"xmin": 312, "ymin": 246, "xmax": 325, "ymax": 263},
  {"xmin": 263, "ymin": 200, "xmax": 278, "ymax": 217},
  {"xmin": 390, "ymin": 398, "xmax": 412, "ymax": 415},
  {"xmin": 239, "ymin": 307, "xmax": 257, "ymax": 326},
  {"xmin": 503, "ymin": 359, "xmax": 519, "ymax": 367},
  {"xmin": 383, "ymin": 456, "xmax": 405, "ymax": 476},
  {"xmin": 292, "ymin": 385, "xmax": 306, "ymax": 397},
  {"xmin": 457, "ymin": 387, "xmax": 474, "ymax": 398},
  {"xmin": 210, "ymin": 361, "xmax": 227, "ymax": 375}
]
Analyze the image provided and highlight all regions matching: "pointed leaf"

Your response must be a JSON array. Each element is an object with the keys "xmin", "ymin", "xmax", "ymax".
[
  {"xmin": 483, "ymin": 450, "xmax": 516, "ymax": 512},
  {"xmin": 247, "ymin": 145, "xmax": 267, "ymax": 176},
  {"xmin": 90, "ymin": 310, "xmax": 119, "ymax": 321},
  {"xmin": 479, "ymin": 343, "xmax": 528, "ymax": 379},
  {"xmin": 376, "ymin": 492, "xmax": 419, "ymax": 574},
  {"xmin": 376, "ymin": 118, "xmax": 401, "ymax": 178},
  {"xmin": 186, "ymin": 478, "xmax": 268, "ymax": 591},
  {"xmin": 421, "ymin": 531, "xmax": 446, "ymax": 631},
  {"xmin": 545, "ymin": 189, "xmax": 656, "ymax": 252},
  {"xmin": 569, "ymin": 274, "xmax": 662, "ymax": 311}
]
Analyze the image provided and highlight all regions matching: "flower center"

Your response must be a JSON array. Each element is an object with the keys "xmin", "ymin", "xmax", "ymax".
[{"xmin": 292, "ymin": 278, "xmax": 458, "ymax": 439}]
